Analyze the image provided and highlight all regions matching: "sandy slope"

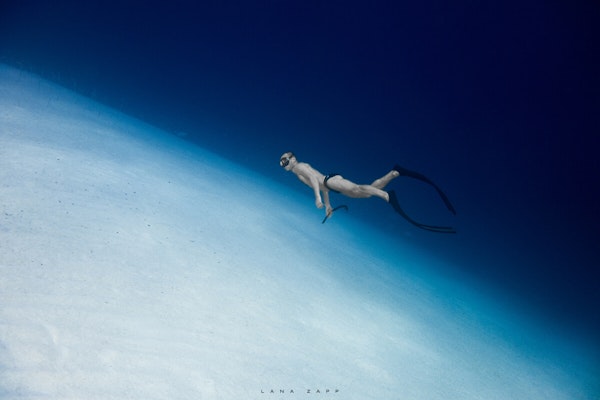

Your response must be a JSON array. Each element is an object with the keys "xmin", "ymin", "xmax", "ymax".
[{"xmin": 0, "ymin": 64, "xmax": 596, "ymax": 399}]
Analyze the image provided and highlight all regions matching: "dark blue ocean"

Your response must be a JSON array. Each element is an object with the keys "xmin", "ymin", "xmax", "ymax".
[{"xmin": 1, "ymin": 0, "xmax": 598, "ymax": 348}]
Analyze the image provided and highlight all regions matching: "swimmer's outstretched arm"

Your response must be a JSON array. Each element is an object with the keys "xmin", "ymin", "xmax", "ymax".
[{"xmin": 322, "ymin": 190, "xmax": 333, "ymax": 217}]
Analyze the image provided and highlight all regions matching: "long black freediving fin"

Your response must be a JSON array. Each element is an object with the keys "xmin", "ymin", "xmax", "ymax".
[
  {"xmin": 322, "ymin": 205, "xmax": 349, "ymax": 224},
  {"xmin": 393, "ymin": 164, "xmax": 457, "ymax": 215},
  {"xmin": 388, "ymin": 190, "xmax": 456, "ymax": 233}
]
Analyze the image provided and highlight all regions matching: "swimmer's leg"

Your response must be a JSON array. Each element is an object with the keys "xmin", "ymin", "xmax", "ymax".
[
  {"xmin": 328, "ymin": 176, "xmax": 389, "ymax": 201},
  {"xmin": 371, "ymin": 170, "xmax": 401, "ymax": 189}
]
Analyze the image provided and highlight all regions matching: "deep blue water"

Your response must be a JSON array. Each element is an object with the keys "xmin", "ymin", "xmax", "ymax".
[{"xmin": 1, "ymin": 0, "xmax": 598, "ymax": 348}]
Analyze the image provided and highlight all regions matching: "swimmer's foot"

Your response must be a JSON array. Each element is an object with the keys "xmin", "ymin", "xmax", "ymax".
[{"xmin": 388, "ymin": 190, "xmax": 456, "ymax": 233}]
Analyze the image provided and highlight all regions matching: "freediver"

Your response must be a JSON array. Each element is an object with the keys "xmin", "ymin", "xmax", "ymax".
[{"xmin": 279, "ymin": 151, "xmax": 457, "ymax": 233}]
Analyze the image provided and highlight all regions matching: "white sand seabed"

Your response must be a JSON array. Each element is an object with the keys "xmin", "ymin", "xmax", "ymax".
[{"xmin": 0, "ymin": 64, "xmax": 596, "ymax": 399}]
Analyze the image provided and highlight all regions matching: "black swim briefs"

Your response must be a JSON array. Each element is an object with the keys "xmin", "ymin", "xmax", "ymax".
[{"xmin": 323, "ymin": 174, "xmax": 341, "ymax": 193}]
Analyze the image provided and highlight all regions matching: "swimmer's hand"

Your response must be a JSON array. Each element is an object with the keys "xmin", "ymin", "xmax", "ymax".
[{"xmin": 325, "ymin": 205, "xmax": 333, "ymax": 218}]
